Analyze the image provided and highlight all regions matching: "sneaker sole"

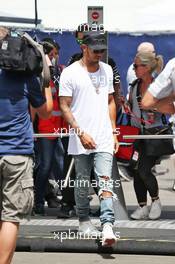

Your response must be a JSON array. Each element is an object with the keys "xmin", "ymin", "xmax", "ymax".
[
  {"xmin": 130, "ymin": 215, "xmax": 148, "ymax": 220},
  {"xmin": 102, "ymin": 238, "xmax": 116, "ymax": 247},
  {"xmin": 148, "ymin": 214, "xmax": 161, "ymax": 220}
]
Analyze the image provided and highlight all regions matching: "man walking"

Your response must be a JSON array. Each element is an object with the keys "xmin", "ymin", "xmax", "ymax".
[{"xmin": 59, "ymin": 32, "xmax": 119, "ymax": 247}]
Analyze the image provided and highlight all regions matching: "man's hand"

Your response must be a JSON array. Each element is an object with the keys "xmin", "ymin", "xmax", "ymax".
[
  {"xmin": 138, "ymin": 101, "xmax": 144, "ymax": 110},
  {"xmin": 123, "ymin": 101, "xmax": 132, "ymax": 113},
  {"xmin": 79, "ymin": 132, "xmax": 96, "ymax": 149}
]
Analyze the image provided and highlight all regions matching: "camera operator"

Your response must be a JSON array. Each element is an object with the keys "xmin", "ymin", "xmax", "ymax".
[{"xmin": 0, "ymin": 27, "xmax": 53, "ymax": 264}]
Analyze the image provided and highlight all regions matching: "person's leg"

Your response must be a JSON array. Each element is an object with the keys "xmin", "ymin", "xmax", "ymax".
[
  {"xmin": 0, "ymin": 221, "xmax": 19, "ymax": 264},
  {"xmin": 73, "ymin": 154, "xmax": 100, "ymax": 236},
  {"xmin": 138, "ymin": 152, "xmax": 159, "ymax": 199},
  {"xmin": 90, "ymin": 170, "xmax": 98, "ymax": 195},
  {"xmin": 133, "ymin": 170, "xmax": 148, "ymax": 205},
  {"xmin": 34, "ymin": 138, "xmax": 57, "ymax": 212},
  {"xmin": 93, "ymin": 153, "xmax": 115, "ymax": 224},
  {"xmin": 89, "ymin": 170, "xmax": 100, "ymax": 217},
  {"xmin": 136, "ymin": 151, "xmax": 161, "ymax": 219},
  {"xmin": 45, "ymin": 138, "xmax": 65, "ymax": 207},
  {"xmin": 93, "ymin": 152, "xmax": 117, "ymax": 246},
  {"xmin": 52, "ymin": 138, "xmax": 65, "ymax": 183},
  {"xmin": 131, "ymin": 171, "xmax": 149, "ymax": 219},
  {"xmin": 0, "ymin": 155, "xmax": 34, "ymax": 264},
  {"xmin": 74, "ymin": 154, "xmax": 92, "ymax": 221}
]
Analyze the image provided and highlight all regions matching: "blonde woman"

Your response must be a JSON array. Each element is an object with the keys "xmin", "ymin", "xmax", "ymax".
[{"xmin": 128, "ymin": 51, "xmax": 164, "ymax": 220}]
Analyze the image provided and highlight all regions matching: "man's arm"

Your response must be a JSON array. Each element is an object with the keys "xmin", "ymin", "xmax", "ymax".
[
  {"xmin": 108, "ymin": 94, "xmax": 119, "ymax": 153},
  {"xmin": 59, "ymin": 96, "xmax": 80, "ymax": 130},
  {"xmin": 142, "ymin": 91, "xmax": 175, "ymax": 114},
  {"xmin": 142, "ymin": 58, "xmax": 175, "ymax": 114},
  {"xmin": 113, "ymin": 83, "xmax": 121, "ymax": 110},
  {"xmin": 59, "ymin": 96, "xmax": 96, "ymax": 149},
  {"xmin": 32, "ymin": 86, "xmax": 53, "ymax": 119},
  {"xmin": 141, "ymin": 90, "xmax": 159, "ymax": 109}
]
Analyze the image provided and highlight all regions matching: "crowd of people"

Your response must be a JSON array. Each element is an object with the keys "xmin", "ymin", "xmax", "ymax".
[{"xmin": 1, "ymin": 24, "xmax": 175, "ymax": 262}]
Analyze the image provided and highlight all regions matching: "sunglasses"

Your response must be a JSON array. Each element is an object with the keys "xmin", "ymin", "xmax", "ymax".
[
  {"xmin": 76, "ymin": 38, "xmax": 83, "ymax": 45},
  {"xmin": 93, "ymin": 49, "xmax": 106, "ymax": 54},
  {"xmin": 133, "ymin": 63, "xmax": 147, "ymax": 69}
]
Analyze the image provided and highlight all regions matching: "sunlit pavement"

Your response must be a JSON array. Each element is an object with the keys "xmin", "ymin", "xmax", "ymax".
[
  {"xmin": 16, "ymin": 157, "xmax": 175, "ymax": 254},
  {"xmin": 13, "ymin": 252, "xmax": 175, "ymax": 264}
]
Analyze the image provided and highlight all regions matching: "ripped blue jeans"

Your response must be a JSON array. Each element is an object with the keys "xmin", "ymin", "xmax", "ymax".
[{"xmin": 73, "ymin": 152, "xmax": 115, "ymax": 225}]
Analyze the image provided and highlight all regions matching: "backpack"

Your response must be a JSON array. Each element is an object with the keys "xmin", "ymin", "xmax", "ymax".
[{"xmin": 0, "ymin": 31, "xmax": 50, "ymax": 88}]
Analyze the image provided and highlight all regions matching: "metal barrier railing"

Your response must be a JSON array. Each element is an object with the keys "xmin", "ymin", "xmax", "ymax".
[
  {"xmin": 34, "ymin": 133, "xmax": 175, "ymax": 142},
  {"xmin": 34, "ymin": 133, "xmax": 175, "ymax": 139},
  {"xmin": 124, "ymin": 134, "xmax": 175, "ymax": 139},
  {"xmin": 33, "ymin": 133, "xmax": 69, "ymax": 138}
]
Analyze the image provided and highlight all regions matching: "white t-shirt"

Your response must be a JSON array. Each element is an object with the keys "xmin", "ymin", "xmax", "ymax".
[
  {"xmin": 126, "ymin": 63, "xmax": 137, "ymax": 99},
  {"xmin": 148, "ymin": 58, "xmax": 175, "ymax": 99},
  {"xmin": 126, "ymin": 64, "xmax": 137, "ymax": 89},
  {"xmin": 59, "ymin": 61, "xmax": 114, "ymax": 155}
]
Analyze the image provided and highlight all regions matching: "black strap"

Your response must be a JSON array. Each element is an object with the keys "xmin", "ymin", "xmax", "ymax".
[
  {"xmin": 129, "ymin": 78, "xmax": 141, "ymax": 112},
  {"xmin": 161, "ymin": 114, "xmax": 167, "ymax": 125},
  {"xmin": 136, "ymin": 81, "xmax": 145, "ymax": 127}
]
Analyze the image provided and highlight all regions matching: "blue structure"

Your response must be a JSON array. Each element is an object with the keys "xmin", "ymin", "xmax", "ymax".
[{"xmin": 29, "ymin": 30, "xmax": 175, "ymax": 95}]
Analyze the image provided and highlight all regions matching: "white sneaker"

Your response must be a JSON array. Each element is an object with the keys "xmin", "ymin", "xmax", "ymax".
[
  {"xmin": 101, "ymin": 223, "xmax": 117, "ymax": 247},
  {"xmin": 149, "ymin": 199, "xmax": 161, "ymax": 220},
  {"xmin": 78, "ymin": 220, "xmax": 101, "ymax": 238},
  {"xmin": 130, "ymin": 205, "xmax": 149, "ymax": 220},
  {"xmin": 118, "ymin": 165, "xmax": 132, "ymax": 182}
]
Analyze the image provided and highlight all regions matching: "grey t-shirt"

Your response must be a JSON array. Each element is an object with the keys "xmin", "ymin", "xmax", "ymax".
[{"xmin": 130, "ymin": 81, "xmax": 164, "ymax": 130}]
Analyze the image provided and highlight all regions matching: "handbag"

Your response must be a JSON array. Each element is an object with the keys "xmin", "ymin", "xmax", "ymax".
[
  {"xmin": 143, "ymin": 125, "xmax": 175, "ymax": 157},
  {"xmin": 133, "ymin": 82, "xmax": 175, "ymax": 157},
  {"xmin": 115, "ymin": 110, "xmax": 140, "ymax": 163}
]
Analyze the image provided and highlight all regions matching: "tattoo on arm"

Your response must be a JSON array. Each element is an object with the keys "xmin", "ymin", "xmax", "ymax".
[{"xmin": 59, "ymin": 96, "xmax": 79, "ymax": 128}]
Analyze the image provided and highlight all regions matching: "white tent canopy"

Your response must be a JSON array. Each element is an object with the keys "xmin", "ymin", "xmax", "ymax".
[{"xmin": 1, "ymin": 0, "xmax": 175, "ymax": 32}]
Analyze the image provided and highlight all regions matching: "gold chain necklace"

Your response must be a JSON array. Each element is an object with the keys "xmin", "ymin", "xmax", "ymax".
[{"xmin": 80, "ymin": 59, "xmax": 101, "ymax": 94}]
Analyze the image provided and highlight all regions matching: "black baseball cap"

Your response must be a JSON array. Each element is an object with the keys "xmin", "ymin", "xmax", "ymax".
[{"xmin": 82, "ymin": 32, "xmax": 107, "ymax": 50}]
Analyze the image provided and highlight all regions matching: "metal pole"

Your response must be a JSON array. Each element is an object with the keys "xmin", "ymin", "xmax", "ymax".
[
  {"xmin": 112, "ymin": 156, "xmax": 129, "ymax": 220},
  {"xmin": 34, "ymin": 0, "xmax": 38, "ymax": 28},
  {"xmin": 62, "ymin": 158, "xmax": 75, "ymax": 188}
]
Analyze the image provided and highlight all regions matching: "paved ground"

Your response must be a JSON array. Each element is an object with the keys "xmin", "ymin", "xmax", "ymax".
[
  {"xmin": 13, "ymin": 253, "xmax": 175, "ymax": 264},
  {"xmin": 16, "ymin": 156, "xmax": 175, "ymax": 255}
]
